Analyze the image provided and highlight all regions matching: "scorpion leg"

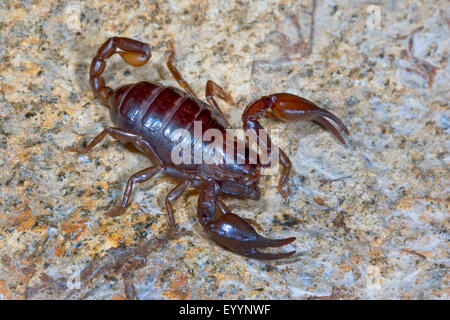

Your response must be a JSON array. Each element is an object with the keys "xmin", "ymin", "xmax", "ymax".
[
  {"xmin": 106, "ymin": 165, "xmax": 163, "ymax": 217},
  {"xmin": 198, "ymin": 182, "xmax": 295, "ymax": 260},
  {"xmin": 66, "ymin": 127, "xmax": 112, "ymax": 154},
  {"xmin": 167, "ymin": 41, "xmax": 233, "ymax": 129},
  {"xmin": 242, "ymin": 93, "xmax": 350, "ymax": 197},
  {"xmin": 205, "ymin": 80, "xmax": 233, "ymax": 129},
  {"xmin": 167, "ymin": 41, "xmax": 198, "ymax": 98},
  {"xmin": 67, "ymin": 127, "xmax": 163, "ymax": 164},
  {"xmin": 67, "ymin": 127, "xmax": 170, "ymax": 217},
  {"xmin": 165, "ymin": 180, "xmax": 193, "ymax": 234}
]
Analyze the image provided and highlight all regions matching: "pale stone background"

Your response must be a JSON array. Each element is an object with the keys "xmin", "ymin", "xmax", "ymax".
[{"xmin": 0, "ymin": 0, "xmax": 448, "ymax": 299}]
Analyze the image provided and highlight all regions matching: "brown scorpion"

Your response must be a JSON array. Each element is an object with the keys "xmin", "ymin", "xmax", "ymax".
[{"xmin": 68, "ymin": 37, "xmax": 349, "ymax": 259}]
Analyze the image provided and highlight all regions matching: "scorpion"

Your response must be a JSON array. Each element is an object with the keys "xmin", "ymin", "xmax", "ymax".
[{"xmin": 68, "ymin": 37, "xmax": 349, "ymax": 259}]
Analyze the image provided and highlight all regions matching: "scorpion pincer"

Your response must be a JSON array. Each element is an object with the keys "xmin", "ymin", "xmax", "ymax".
[{"xmin": 68, "ymin": 37, "xmax": 350, "ymax": 259}]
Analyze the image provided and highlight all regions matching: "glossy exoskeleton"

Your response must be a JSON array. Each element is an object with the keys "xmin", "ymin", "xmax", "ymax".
[{"xmin": 68, "ymin": 37, "xmax": 349, "ymax": 259}]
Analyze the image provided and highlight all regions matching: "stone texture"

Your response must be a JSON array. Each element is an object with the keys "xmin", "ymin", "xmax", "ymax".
[{"xmin": 0, "ymin": 0, "xmax": 448, "ymax": 299}]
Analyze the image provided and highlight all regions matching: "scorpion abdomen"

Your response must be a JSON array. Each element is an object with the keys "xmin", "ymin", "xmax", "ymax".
[{"xmin": 111, "ymin": 81, "xmax": 224, "ymax": 167}]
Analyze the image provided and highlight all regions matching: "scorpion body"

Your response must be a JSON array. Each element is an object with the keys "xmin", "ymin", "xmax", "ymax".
[{"xmin": 69, "ymin": 37, "xmax": 349, "ymax": 259}]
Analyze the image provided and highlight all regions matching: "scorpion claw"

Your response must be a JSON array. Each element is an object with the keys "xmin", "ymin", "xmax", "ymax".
[
  {"xmin": 242, "ymin": 93, "xmax": 350, "ymax": 145},
  {"xmin": 313, "ymin": 116, "xmax": 346, "ymax": 144},
  {"xmin": 206, "ymin": 213, "xmax": 296, "ymax": 260}
]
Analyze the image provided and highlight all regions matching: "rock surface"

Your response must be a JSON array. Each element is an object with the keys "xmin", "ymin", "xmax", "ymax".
[{"xmin": 0, "ymin": 0, "xmax": 448, "ymax": 299}]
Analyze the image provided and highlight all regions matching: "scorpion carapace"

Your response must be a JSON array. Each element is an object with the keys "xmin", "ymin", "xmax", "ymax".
[{"xmin": 68, "ymin": 37, "xmax": 349, "ymax": 259}]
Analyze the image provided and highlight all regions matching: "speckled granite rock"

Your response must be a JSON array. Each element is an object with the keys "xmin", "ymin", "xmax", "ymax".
[{"xmin": 0, "ymin": 0, "xmax": 448, "ymax": 299}]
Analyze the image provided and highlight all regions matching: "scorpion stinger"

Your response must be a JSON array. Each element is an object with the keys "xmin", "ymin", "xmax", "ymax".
[{"xmin": 89, "ymin": 37, "xmax": 151, "ymax": 104}]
